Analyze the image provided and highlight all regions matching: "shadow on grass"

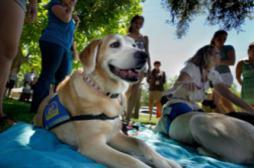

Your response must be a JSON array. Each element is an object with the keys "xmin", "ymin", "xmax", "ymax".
[
  {"xmin": 3, "ymin": 98, "xmax": 159, "ymax": 126},
  {"xmin": 3, "ymin": 98, "xmax": 34, "ymax": 123}
]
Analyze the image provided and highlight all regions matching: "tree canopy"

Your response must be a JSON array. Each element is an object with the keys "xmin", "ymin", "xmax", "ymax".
[
  {"xmin": 16, "ymin": 0, "xmax": 143, "ymax": 80},
  {"xmin": 17, "ymin": 0, "xmax": 254, "ymax": 81},
  {"xmin": 161, "ymin": 0, "xmax": 254, "ymax": 38}
]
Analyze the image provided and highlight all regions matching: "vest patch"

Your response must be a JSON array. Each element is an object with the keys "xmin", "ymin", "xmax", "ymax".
[{"xmin": 43, "ymin": 95, "xmax": 71, "ymax": 130}]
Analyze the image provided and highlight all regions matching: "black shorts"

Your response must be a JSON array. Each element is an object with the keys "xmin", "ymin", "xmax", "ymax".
[
  {"xmin": 226, "ymin": 112, "xmax": 254, "ymax": 126},
  {"xmin": 6, "ymin": 80, "xmax": 15, "ymax": 89}
]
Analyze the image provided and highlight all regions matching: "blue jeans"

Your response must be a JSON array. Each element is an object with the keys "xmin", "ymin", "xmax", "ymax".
[{"xmin": 31, "ymin": 41, "xmax": 72, "ymax": 112}]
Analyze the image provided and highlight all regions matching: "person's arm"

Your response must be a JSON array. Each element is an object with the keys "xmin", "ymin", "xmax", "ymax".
[
  {"xmin": 72, "ymin": 41, "xmax": 79, "ymax": 60},
  {"xmin": 146, "ymin": 72, "xmax": 151, "ymax": 83},
  {"xmin": 214, "ymin": 83, "xmax": 254, "ymax": 112},
  {"xmin": 51, "ymin": 4, "xmax": 74, "ymax": 23},
  {"xmin": 174, "ymin": 72, "xmax": 197, "ymax": 91},
  {"xmin": 162, "ymin": 71, "xmax": 166, "ymax": 84},
  {"xmin": 26, "ymin": 0, "xmax": 38, "ymax": 23},
  {"xmin": 73, "ymin": 14, "xmax": 80, "ymax": 28},
  {"xmin": 147, "ymin": 70, "xmax": 155, "ymax": 85},
  {"xmin": 219, "ymin": 46, "xmax": 236, "ymax": 66},
  {"xmin": 144, "ymin": 36, "xmax": 151, "ymax": 71},
  {"xmin": 235, "ymin": 60, "xmax": 243, "ymax": 85}
]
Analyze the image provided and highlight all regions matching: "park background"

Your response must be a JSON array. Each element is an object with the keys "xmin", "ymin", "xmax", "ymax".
[{"xmin": 5, "ymin": 0, "xmax": 254, "ymax": 124}]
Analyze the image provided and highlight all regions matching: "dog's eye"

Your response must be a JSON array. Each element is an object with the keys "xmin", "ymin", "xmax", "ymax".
[
  {"xmin": 132, "ymin": 44, "xmax": 136, "ymax": 48},
  {"xmin": 110, "ymin": 41, "xmax": 121, "ymax": 48}
]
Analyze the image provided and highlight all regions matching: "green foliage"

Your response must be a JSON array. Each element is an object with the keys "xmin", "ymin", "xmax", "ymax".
[
  {"xmin": 161, "ymin": 0, "xmax": 254, "ymax": 38},
  {"xmin": 230, "ymin": 83, "xmax": 240, "ymax": 97},
  {"xmin": 19, "ymin": 0, "xmax": 143, "ymax": 79}
]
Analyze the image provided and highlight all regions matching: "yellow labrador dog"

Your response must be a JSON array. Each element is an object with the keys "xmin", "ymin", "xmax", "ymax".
[{"xmin": 34, "ymin": 34, "xmax": 181, "ymax": 168}]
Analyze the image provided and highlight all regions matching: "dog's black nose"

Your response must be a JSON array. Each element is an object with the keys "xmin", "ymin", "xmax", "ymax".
[{"xmin": 134, "ymin": 51, "xmax": 148, "ymax": 60}]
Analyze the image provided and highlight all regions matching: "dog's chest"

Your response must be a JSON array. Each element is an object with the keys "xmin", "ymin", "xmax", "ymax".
[{"xmin": 96, "ymin": 98, "xmax": 123, "ymax": 117}]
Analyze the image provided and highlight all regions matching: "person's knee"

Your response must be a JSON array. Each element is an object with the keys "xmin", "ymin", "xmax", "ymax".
[{"xmin": 0, "ymin": 42, "xmax": 19, "ymax": 61}]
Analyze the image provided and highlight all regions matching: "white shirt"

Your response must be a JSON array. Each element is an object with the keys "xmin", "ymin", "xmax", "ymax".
[
  {"xmin": 24, "ymin": 72, "xmax": 35, "ymax": 83},
  {"xmin": 166, "ymin": 63, "xmax": 222, "ymax": 109}
]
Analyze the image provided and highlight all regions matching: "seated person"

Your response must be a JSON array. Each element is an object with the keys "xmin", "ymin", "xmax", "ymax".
[{"xmin": 155, "ymin": 45, "xmax": 254, "ymax": 164}]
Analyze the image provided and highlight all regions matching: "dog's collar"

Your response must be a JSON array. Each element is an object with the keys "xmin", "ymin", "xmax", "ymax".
[{"xmin": 83, "ymin": 74, "xmax": 120, "ymax": 99}]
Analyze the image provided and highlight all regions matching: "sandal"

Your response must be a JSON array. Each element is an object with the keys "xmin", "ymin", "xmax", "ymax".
[{"xmin": 0, "ymin": 115, "xmax": 16, "ymax": 132}]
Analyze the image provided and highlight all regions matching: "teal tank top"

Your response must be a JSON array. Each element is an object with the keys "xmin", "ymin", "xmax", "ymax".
[
  {"xmin": 241, "ymin": 61, "xmax": 254, "ymax": 104},
  {"xmin": 215, "ymin": 45, "xmax": 235, "ymax": 74}
]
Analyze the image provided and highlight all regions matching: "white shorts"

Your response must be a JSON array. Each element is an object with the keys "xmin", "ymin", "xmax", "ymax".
[{"xmin": 219, "ymin": 72, "xmax": 233, "ymax": 86}]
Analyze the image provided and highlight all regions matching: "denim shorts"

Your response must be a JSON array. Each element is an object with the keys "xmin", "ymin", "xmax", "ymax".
[
  {"xmin": 14, "ymin": 0, "xmax": 26, "ymax": 11},
  {"xmin": 165, "ymin": 102, "xmax": 193, "ymax": 132}
]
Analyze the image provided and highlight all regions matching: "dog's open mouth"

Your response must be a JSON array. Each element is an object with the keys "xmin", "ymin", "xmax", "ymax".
[{"xmin": 109, "ymin": 64, "xmax": 141, "ymax": 82}]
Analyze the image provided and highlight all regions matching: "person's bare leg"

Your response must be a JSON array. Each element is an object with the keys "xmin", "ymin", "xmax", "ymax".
[
  {"xmin": 0, "ymin": 1, "xmax": 25, "ymax": 117},
  {"xmin": 213, "ymin": 90, "xmax": 234, "ymax": 113},
  {"xmin": 133, "ymin": 85, "xmax": 141, "ymax": 119},
  {"xmin": 156, "ymin": 101, "xmax": 162, "ymax": 118},
  {"xmin": 126, "ymin": 84, "xmax": 139, "ymax": 123},
  {"xmin": 148, "ymin": 93, "xmax": 153, "ymax": 121}
]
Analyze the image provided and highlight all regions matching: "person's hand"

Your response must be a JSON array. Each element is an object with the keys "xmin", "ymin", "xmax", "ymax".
[
  {"xmin": 25, "ymin": 1, "xmax": 37, "ymax": 23},
  {"xmin": 64, "ymin": 4, "xmax": 74, "ymax": 14},
  {"xmin": 182, "ymin": 82, "xmax": 198, "ymax": 92},
  {"xmin": 147, "ymin": 67, "xmax": 151, "ymax": 74},
  {"xmin": 62, "ymin": 0, "xmax": 76, "ymax": 14},
  {"xmin": 68, "ymin": 0, "xmax": 77, "ymax": 7},
  {"xmin": 73, "ymin": 14, "xmax": 80, "ymax": 26}
]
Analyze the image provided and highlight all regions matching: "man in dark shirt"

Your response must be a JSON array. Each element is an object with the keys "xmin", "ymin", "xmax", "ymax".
[{"xmin": 147, "ymin": 61, "xmax": 166, "ymax": 121}]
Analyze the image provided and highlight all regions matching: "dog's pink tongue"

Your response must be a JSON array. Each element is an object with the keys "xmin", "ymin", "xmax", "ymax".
[
  {"xmin": 127, "ymin": 70, "xmax": 138, "ymax": 77},
  {"xmin": 119, "ymin": 69, "xmax": 138, "ymax": 78},
  {"xmin": 118, "ymin": 70, "xmax": 127, "ymax": 77}
]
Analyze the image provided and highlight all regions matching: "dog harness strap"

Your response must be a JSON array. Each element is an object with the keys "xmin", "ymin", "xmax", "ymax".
[
  {"xmin": 106, "ymin": 92, "xmax": 120, "ymax": 99},
  {"xmin": 71, "ymin": 114, "xmax": 119, "ymax": 121}
]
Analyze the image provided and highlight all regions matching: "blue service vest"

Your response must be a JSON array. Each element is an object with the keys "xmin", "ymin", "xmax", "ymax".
[
  {"xmin": 43, "ymin": 95, "xmax": 71, "ymax": 130},
  {"xmin": 42, "ymin": 95, "xmax": 119, "ymax": 130}
]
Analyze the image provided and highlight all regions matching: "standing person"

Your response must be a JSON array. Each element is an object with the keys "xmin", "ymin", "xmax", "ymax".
[
  {"xmin": 124, "ymin": 15, "xmax": 151, "ymax": 123},
  {"xmin": 24, "ymin": 69, "xmax": 36, "ymax": 86},
  {"xmin": 147, "ymin": 61, "xmax": 166, "ymax": 121},
  {"xmin": 5, "ymin": 70, "xmax": 18, "ymax": 98},
  {"xmin": 31, "ymin": 0, "xmax": 77, "ymax": 113},
  {"xmin": 20, "ymin": 69, "xmax": 36, "ymax": 102},
  {"xmin": 236, "ymin": 42, "xmax": 254, "ymax": 107},
  {"xmin": 0, "ymin": 0, "xmax": 37, "ymax": 131},
  {"xmin": 210, "ymin": 30, "xmax": 236, "ymax": 113}
]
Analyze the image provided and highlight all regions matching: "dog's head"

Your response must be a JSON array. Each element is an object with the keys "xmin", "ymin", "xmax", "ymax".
[{"xmin": 79, "ymin": 34, "xmax": 148, "ymax": 85}]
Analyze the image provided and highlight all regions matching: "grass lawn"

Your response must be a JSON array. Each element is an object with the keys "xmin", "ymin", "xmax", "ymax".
[
  {"xmin": 3, "ymin": 98, "xmax": 34, "ymax": 123},
  {"xmin": 3, "ymin": 98, "xmax": 159, "ymax": 125},
  {"xmin": 133, "ymin": 114, "xmax": 158, "ymax": 125}
]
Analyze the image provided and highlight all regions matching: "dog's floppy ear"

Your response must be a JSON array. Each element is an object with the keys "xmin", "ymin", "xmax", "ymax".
[{"xmin": 79, "ymin": 39, "xmax": 102, "ymax": 74}]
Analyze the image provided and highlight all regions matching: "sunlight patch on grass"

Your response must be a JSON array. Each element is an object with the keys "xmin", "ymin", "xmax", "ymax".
[{"xmin": 132, "ymin": 114, "xmax": 159, "ymax": 125}]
